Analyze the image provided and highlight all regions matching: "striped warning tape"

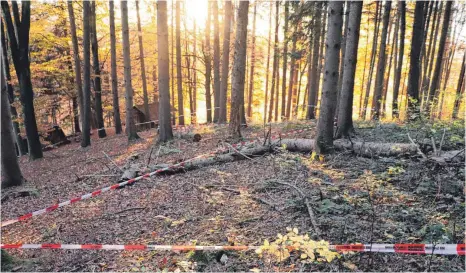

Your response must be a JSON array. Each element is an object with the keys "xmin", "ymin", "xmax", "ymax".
[
  {"xmin": 0, "ymin": 126, "xmax": 312, "ymax": 228},
  {"xmin": 1, "ymin": 244, "xmax": 464, "ymax": 255}
]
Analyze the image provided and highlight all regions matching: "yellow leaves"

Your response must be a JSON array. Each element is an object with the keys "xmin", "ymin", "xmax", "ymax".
[
  {"xmin": 250, "ymin": 268, "xmax": 261, "ymax": 273},
  {"xmin": 170, "ymin": 218, "xmax": 186, "ymax": 227},
  {"xmin": 343, "ymin": 261, "xmax": 358, "ymax": 271},
  {"xmin": 256, "ymin": 227, "xmax": 340, "ymax": 264}
]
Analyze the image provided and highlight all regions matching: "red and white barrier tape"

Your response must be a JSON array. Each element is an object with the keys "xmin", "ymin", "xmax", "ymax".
[
  {"xmin": 1, "ymin": 243, "xmax": 464, "ymax": 255},
  {"xmin": 1, "ymin": 127, "xmax": 312, "ymax": 228}
]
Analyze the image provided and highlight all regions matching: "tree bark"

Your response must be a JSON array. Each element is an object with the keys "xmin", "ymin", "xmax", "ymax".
[
  {"xmin": 335, "ymin": 1, "xmax": 350, "ymax": 120},
  {"xmin": 371, "ymin": 0, "xmax": 391, "ymax": 120},
  {"xmin": 392, "ymin": 1, "xmax": 405, "ymax": 119},
  {"xmin": 306, "ymin": 2, "xmax": 321, "ymax": 120},
  {"xmin": 280, "ymin": 1, "xmax": 290, "ymax": 120},
  {"xmin": 382, "ymin": 7, "xmax": 397, "ymax": 117},
  {"xmin": 2, "ymin": 1, "xmax": 43, "ymax": 159},
  {"xmin": 407, "ymin": 1, "xmax": 426, "ymax": 119},
  {"xmin": 205, "ymin": 2, "xmax": 213, "ymax": 123},
  {"xmin": 192, "ymin": 21, "xmax": 197, "ymax": 123},
  {"xmin": 121, "ymin": 0, "xmax": 139, "ymax": 141},
  {"xmin": 268, "ymin": 2, "xmax": 280, "ymax": 122},
  {"xmin": 212, "ymin": 1, "xmax": 221, "ymax": 123},
  {"xmin": 1, "ymin": 22, "xmax": 25, "ymax": 155},
  {"xmin": 247, "ymin": 3, "xmax": 257, "ymax": 118},
  {"xmin": 90, "ymin": 1, "xmax": 106, "ymax": 138},
  {"xmin": 67, "ymin": 1, "xmax": 83, "ymax": 133},
  {"xmin": 109, "ymin": 0, "xmax": 122, "ymax": 134},
  {"xmin": 229, "ymin": 1, "xmax": 249, "ymax": 139},
  {"xmin": 453, "ymin": 52, "xmax": 465, "ymax": 119},
  {"xmin": 80, "ymin": 0, "xmax": 91, "ymax": 147},
  {"xmin": 263, "ymin": 2, "xmax": 273, "ymax": 122},
  {"xmin": 335, "ymin": 1, "xmax": 363, "ymax": 138},
  {"xmin": 175, "ymin": 2, "xmax": 184, "ymax": 125},
  {"xmin": 286, "ymin": 31, "xmax": 297, "ymax": 119},
  {"xmin": 135, "ymin": 0, "xmax": 150, "ymax": 122},
  {"xmin": 1, "ymin": 69, "xmax": 24, "ymax": 188},
  {"xmin": 361, "ymin": 1, "xmax": 381, "ymax": 120},
  {"xmin": 157, "ymin": 1, "xmax": 173, "ymax": 142},
  {"xmin": 428, "ymin": 1, "xmax": 452, "ymax": 117},
  {"xmin": 219, "ymin": 1, "xmax": 233, "ymax": 123},
  {"xmin": 314, "ymin": 2, "xmax": 343, "ymax": 155},
  {"xmin": 171, "ymin": 0, "xmax": 175, "ymax": 125}
]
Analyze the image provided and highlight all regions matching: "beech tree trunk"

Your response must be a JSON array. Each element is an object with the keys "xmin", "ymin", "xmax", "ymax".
[
  {"xmin": 90, "ymin": 2, "xmax": 106, "ymax": 138},
  {"xmin": 306, "ymin": 2, "xmax": 321, "ymax": 120},
  {"xmin": 109, "ymin": 0, "xmax": 122, "ymax": 134},
  {"xmin": 247, "ymin": 3, "xmax": 257, "ymax": 118},
  {"xmin": 268, "ymin": 2, "xmax": 280, "ymax": 122},
  {"xmin": 121, "ymin": 0, "xmax": 139, "ymax": 141},
  {"xmin": 407, "ymin": 1, "xmax": 426, "ymax": 119},
  {"xmin": 171, "ymin": 0, "xmax": 175, "ymax": 125},
  {"xmin": 212, "ymin": 1, "xmax": 221, "ymax": 123},
  {"xmin": 1, "ymin": 23, "xmax": 25, "ymax": 155},
  {"xmin": 136, "ymin": 0, "xmax": 150, "ymax": 122},
  {"xmin": 219, "ymin": 1, "xmax": 233, "ymax": 123},
  {"xmin": 81, "ymin": 0, "xmax": 91, "ymax": 147},
  {"xmin": 2, "ymin": 1, "xmax": 43, "ymax": 159},
  {"xmin": 175, "ymin": 2, "xmax": 184, "ymax": 125},
  {"xmin": 314, "ymin": 2, "xmax": 343, "ymax": 155},
  {"xmin": 335, "ymin": 1, "xmax": 363, "ymax": 138},
  {"xmin": 280, "ymin": 1, "xmax": 290, "ymax": 120},
  {"xmin": 392, "ymin": 1, "xmax": 405, "ymax": 119},
  {"xmin": 371, "ymin": 0, "xmax": 391, "ymax": 120},
  {"xmin": 453, "ymin": 52, "xmax": 465, "ymax": 119},
  {"xmin": 263, "ymin": 2, "xmax": 272, "ymax": 122},
  {"xmin": 67, "ymin": 1, "xmax": 83, "ymax": 133},
  {"xmin": 157, "ymin": 1, "xmax": 173, "ymax": 142},
  {"xmin": 205, "ymin": 2, "xmax": 213, "ymax": 123},
  {"xmin": 229, "ymin": 1, "xmax": 249, "ymax": 139},
  {"xmin": 1, "ymin": 71, "xmax": 24, "ymax": 188},
  {"xmin": 428, "ymin": 1, "xmax": 452, "ymax": 117}
]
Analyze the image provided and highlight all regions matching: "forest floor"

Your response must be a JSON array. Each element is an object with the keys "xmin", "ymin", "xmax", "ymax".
[{"xmin": 1, "ymin": 119, "xmax": 465, "ymax": 272}]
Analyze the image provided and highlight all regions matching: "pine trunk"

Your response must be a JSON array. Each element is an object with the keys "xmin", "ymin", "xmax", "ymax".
[
  {"xmin": 175, "ymin": 2, "xmax": 184, "ymax": 125},
  {"xmin": 392, "ymin": 1, "xmax": 405, "ymax": 119},
  {"xmin": 81, "ymin": 1, "xmax": 91, "ymax": 147},
  {"xmin": 136, "ymin": 0, "xmax": 150, "ymax": 122},
  {"xmin": 229, "ymin": 1, "xmax": 249, "ymax": 138},
  {"xmin": 205, "ymin": 2, "xmax": 213, "ymax": 123},
  {"xmin": 280, "ymin": 1, "xmax": 290, "ymax": 120},
  {"xmin": 314, "ymin": 2, "xmax": 343, "ymax": 155},
  {"xmin": 306, "ymin": 2, "xmax": 321, "ymax": 120},
  {"xmin": 335, "ymin": 1, "xmax": 363, "ymax": 138},
  {"xmin": 219, "ymin": 1, "xmax": 233, "ymax": 123},
  {"xmin": 268, "ymin": 2, "xmax": 280, "ymax": 122},
  {"xmin": 286, "ymin": 32, "xmax": 297, "ymax": 119},
  {"xmin": 247, "ymin": 3, "xmax": 257, "ymax": 118},
  {"xmin": 109, "ymin": 0, "xmax": 122, "ymax": 134},
  {"xmin": 335, "ymin": 1, "xmax": 350, "ymax": 119},
  {"xmin": 263, "ymin": 2, "xmax": 272, "ymax": 122},
  {"xmin": 121, "ymin": 0, "xmax": 140, "ymax": 140},
  {"xmin": 157, "ymin": 1, "xmax": 173, "ymax": 142},
  {"xmin": 212, "ymin": 1, "xmax": 221, "ymax": 122}
]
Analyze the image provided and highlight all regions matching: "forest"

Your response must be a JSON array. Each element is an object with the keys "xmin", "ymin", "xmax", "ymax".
[{"xmin": 1, "ymin": 0, "xmax": 465, "ymax": 272}]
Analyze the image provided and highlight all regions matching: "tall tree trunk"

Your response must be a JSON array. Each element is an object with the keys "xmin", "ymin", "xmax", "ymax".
[
  {"xmin": 109, "ymin": 0, "xmax": 122, "ymax": 134},
  {"xmin": 428, "ymin": 1, "xmax": 452, "ymax": 117},
  {"xmin": 274, "ymin": 57, "xmax": 280, "ymax": 122},
  {"xmin": 382, "ymin": 6, "xmax": 398, "ymax": 117},
  {"xmin": 247, "ymin": 3, "xmax": 257, "ymax": 118},
  {"xmin": 453, "ymin": 52, "xmax": 465, "ymax": 119},
  {"xmin": 2, "ymin": 1, "xmax": 43, "ymax": 159},
  {"xmin": 171, "ymin": 0, "xmax": 175, "ymax": 125},
  {"xmin": 361, "ymin": 1, "xmax": 381, "ymax": 119},
  {"xmin": 286, "ymin": 30, "xmax": 297, "ymax": 119},
  {"xmin": 81, "ymin": 0, "xmax": 91, "ymax": 147},
  {"xmin": 157, "ymin": 1, "xmax": 173, "ymax": 142},
  {"xmin": 306, "ymin": 2, "xmax": 321, "ymax": 120},
  {"xmin": 205, "ymin": 2, "xmax": 213, "ymax": 123},
  {"xmin": 336, "ymin": 1, "xmax": 363, "ymax": 138},
  {"xmin": 192, "ymin": 21, "xmax": 197, "ymax": 123},
  {"xmin": 90, "ymin": 1, "xmax": 106, "ymax": 138},
  {"xmin": 407, "ymin": 1, "xmax": 426, "ymax": 118},
  {"xmin": 280, "ymin": 1, "xmax": 290, "ymax": 120},
  {"xmin": 392, "ymin": 1, "xmax": 405, "ymax": 119},
  {"xmin": 335, "ymin": 1, "xmax": 350, "ymax": 119},
  {"xmin": 371, "ymin": 0, "xmax": 391, "ymax": 120},
  {"xmin": 136, "ymin": 0, "xmax": 150, "ymax": 122},
  {"xmin": 229, "ymin": 1, "xmax": 249, "ymax": 138},
  {"xmin": 264, "ymin": 2, "xmax": 272, "ymax": 122},
  {"xmin": 67, "ymin": 1, "xmax": 83, "ymax": 133},
  {"xmin": 175, "ymin": 2, "xmax": 184, "ymax": 125},
  {"xmin": 1, "ymin": 68, "xmax": 24, "ymax": 188},
  {"xmin": 212, "ymin": 1, "xmax": 221, "ymax": 122},
  {"xmin": 121, "ymin": 0, "xmax": 139, "ymax": 140},
  {"xmin": 358, "ymin": 8, "xmax": 369, "ymax": 118},
  {"xmin": 316, "ymin": 2, "xmax": 328, "ymax": 113},
  {"xmin": 268, "ymin": 2, "xmax": 280, "ymax": 122},
  {"xmin": 315, "ymin": 1, "xmax": 343, "ymax": 155},
  {"xmin": 219, "ymin": 1, "xmax": 233, "ymax": 123},
  {"xmin": 1, "ymin": 22, "xmax": 25, "ymax": 155}
]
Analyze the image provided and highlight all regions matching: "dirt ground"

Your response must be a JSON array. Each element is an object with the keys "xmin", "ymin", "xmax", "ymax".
[{"xmin": 1, "ymin": 120, "xmax": 465, "ymax": 272}]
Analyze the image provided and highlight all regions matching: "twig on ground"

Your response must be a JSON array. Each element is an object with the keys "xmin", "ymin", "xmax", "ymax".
[
  {"xmin": 270, "ymin": 180, "xmax": 321, "ymax": 238},
  {"xmin": 450, "ymin": 149, "xmax": 465, "ymax": 160},
  {"xmin": 102, "ymin": 151, "xmax": 123, "ymax": 172},
  {"xmin": 216, "ymin": 186, "xmax": 280, "ymax": 210},
  {"xmin": 146, "ymin": 146, "xmax": 155, "ymax": 167},
  {"xmin": 407, "ymin": 133, "xmax": 428, "ymax": 159},
  {"xmin": 438, "ymin": 128, "xmax": 446, "ymax": 155},
  {"xmin": 225, "ymin": 143, "xmax": 256, "ymax": 161},
  {"xmin": 431, "ymin": 137, "xmax": 438, "ymax": 156}
]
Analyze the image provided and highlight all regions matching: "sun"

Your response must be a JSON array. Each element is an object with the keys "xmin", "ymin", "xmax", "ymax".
[{"xmin": 184, "ymin": 0, "xmax": 209, "ymax": 25}]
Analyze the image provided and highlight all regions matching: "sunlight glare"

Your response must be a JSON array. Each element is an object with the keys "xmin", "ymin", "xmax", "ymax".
[{"xmin": 185, "ymin": 0, "xmax": 209, "ymax": 24}]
